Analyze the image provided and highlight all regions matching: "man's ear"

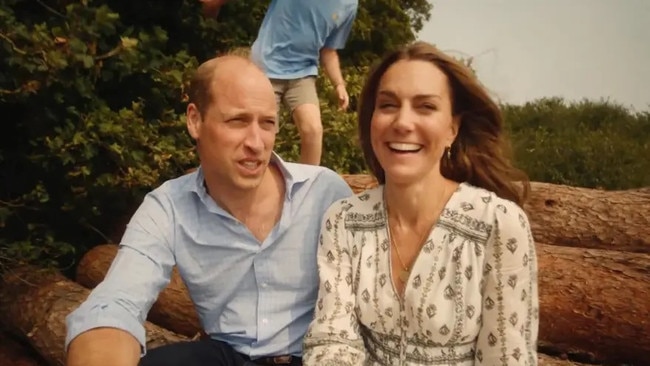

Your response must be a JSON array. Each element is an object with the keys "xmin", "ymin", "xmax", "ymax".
[{"xmin": 187, "ymin": 103, "xmax": 201, "ymax": 140}]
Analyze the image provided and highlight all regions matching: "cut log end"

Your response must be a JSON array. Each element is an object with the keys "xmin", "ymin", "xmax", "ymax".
[{"xmin": 0, "ymin": 266, "xmax": 188, "ymax": 366}]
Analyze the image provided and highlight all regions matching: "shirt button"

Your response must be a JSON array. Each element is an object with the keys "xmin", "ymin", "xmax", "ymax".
[
  {"xmin": 261, "ymin": 282, "xmax": 268, "ymax": 288},
  {"xmin": 262, "ymin": 318, "xmax": 268, "ymax": 324}
]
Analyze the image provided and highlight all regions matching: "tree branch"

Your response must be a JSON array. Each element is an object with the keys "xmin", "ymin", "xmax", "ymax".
[
  {"xmin": 95, "ymin": 45, "xmax": 123, "ymax": 61},
  {"xmin": 0, "ymin": 33, "xmax": 27, "ymax": 55},
  {"xmin": 36, "ymin": 0, "xmax": 66, "ymax": 18}
]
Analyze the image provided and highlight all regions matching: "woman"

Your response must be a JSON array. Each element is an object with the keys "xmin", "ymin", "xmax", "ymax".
[{"xmin": 303, "ymin": 41, "xmax": 539, "ymax": 366}]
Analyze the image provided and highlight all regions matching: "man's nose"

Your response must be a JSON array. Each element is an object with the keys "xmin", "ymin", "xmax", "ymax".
[{"xmin": 243, "ymin": 122, "xmax": 264, "ymax": 152}]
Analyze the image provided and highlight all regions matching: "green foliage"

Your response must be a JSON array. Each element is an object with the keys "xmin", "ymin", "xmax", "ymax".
[
  {"xmin": 504, "ymin": 97, "xmax": 650, "ymax": 189},
  {"xmin": 275, "ymin": 66, "xmax": 369, "ymax": 174},
  {"xmin": 341, "ymin": 0, "xmax": 432, "ymax": 65},
  {"xmin": 3, "ymin": 0, "xmax": 646, "ymax": 274},
  {"xmin": 0, "ymin": 0, "xmax": 200, "ymax": 272},
  {"xmin": 0, "ymin": 0, "xmax": 430, "ymax": 271}
]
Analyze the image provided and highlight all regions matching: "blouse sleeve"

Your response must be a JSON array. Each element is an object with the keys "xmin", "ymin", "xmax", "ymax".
[
  {"xmin": 475, "ymin": 198, "xmax": 539, "ymax": 365},
  {"xmin": 303, "ymin": 200, "xmax": 367, "ymax": 366}
]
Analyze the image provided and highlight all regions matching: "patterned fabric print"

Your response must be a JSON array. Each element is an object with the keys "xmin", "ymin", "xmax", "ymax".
[{"xmin": 303, "ymin": 183, "xmax": 539, "ymax": 366}]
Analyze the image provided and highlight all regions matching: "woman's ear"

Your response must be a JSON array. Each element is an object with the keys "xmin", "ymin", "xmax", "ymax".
[
  {"xmin": 186, "ymin": 103, "xmax": 202, "ymax": 140},
  {"xmin": 450, "ymin": 114, "xmax": 461, "ymax": 143}
]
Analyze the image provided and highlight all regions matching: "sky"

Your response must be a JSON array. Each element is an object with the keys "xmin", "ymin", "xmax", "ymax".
[{"xmin": 418, "ymin": 0, "xmax": 650, "ymax": 112}]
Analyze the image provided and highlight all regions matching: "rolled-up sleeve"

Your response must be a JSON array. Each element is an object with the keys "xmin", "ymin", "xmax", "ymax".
[{"xmin": 65, "ymin": 191, "xmax": 176, "ymax": 353}]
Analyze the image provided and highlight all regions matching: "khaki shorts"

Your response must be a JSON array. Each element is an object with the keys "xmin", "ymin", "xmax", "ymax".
[{"xmin": 270, "ymin": 76, "xmax": 320, "ymax": 112}]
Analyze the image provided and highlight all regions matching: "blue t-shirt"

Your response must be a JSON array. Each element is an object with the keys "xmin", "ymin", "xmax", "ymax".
[{"xmin": 251, "ymin": 0, "xmax": 358, "ymax": 79}]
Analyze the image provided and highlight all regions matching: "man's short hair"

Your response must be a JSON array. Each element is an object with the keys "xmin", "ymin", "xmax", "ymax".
[{"xmin": 187, "ymin": 50, "xmax": 254, "ymax": 117}]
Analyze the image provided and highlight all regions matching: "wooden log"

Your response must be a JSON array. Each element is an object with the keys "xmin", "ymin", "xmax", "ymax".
[
  {"xmin": 0, "ymin": 332, "xmax": 46, "ymax": 366},
  {"xmin": 78, "ymin": 242, "xmax": 650, "ymax": 365},
  {"xmin": 340, "ymin": 174, "xmax": 379, "ymax": 194},
  {"xmin": 538, "ymin": 353, "xmax": 590, "ymax": 366},
  {"xmin": 0, "ymin": 266, "xmax": 188, "ymax": 366},
  {"xmin": 525, "ymin": 182, "xmax": 650, "ymax": 253},
  {"xmin": 339, "ymin": 174, "xmax": 650, "ymax": 253},
  {"xmin": 75, "ymin": 244, "xmax": 201, "ymax": 337},
  {"xmin": 538, "ymin": 243, "xmax": 650, "ymax": 365},
  {"xmin": 110, "ymin": 175, "xmax": 650, "ymax": 253}
]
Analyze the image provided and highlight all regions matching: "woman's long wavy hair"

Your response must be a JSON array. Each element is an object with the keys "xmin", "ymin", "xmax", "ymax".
[{"xmin": 358, "ymin": 41, "xmax": 530, "ymax": 206}]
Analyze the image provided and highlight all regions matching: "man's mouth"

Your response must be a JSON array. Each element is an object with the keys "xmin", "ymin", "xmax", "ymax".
[{"xmin": 238, "ymin": 160, "xmax": 263, "ymax": 171}]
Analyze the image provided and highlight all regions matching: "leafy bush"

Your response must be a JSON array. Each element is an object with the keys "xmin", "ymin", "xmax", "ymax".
[
  {"xmin": 0, "ymin": 1, "xmax": 205, "ymax": 272},
  {"xmin": 2, "ymin": 0, "xmax": 647, "ymax": 274},
  {"xmin": 275, "ymin": 66, "xmax": 368, "ymax": 174},
  {"xmin": 504, "ymin": 98, "xmax": 650, "ymax": 189},
  {"xmin": 0, "ymin": 0, "xmax": 430, "ymax": 271}
]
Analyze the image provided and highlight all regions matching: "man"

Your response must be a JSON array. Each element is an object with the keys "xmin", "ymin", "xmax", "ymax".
[
  {"xmin": 201, "ymin": 0, "xmax": 358, "ymax": 166},
  {"xmin": 64, "ymin": 55, "xmax": 353, "ymax": 366}
]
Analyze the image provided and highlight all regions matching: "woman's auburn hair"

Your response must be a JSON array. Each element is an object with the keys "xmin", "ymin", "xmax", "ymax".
[{"xmin": 357, "ymin": 41, "xmax": 530, "ymax": 207}]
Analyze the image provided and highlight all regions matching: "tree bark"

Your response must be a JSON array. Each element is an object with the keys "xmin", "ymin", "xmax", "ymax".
[
  {"xmin": 525, "ymin": 182, "xmax": 650, "ymax": 253},
  {"xmin": 537, "ymin": 353, "xmax": 590, "ymax": 366},
  {"xmin": 75, "ymin": 244, "xmax": 201, "ymax": 337},
  {"xmin": 0, "ymin": 266, "xmax": 188, "ymax": 366},
  {"xmin": 340, "ymin": 175, "xmax": 650, "ymax": 253},
  {"xmin": 538, "ymin": 243, "xmax": 650, "ymax": 365},
  {"xmin": 341, "ymin": 174, "xmax": 379, "ymax": 194}
]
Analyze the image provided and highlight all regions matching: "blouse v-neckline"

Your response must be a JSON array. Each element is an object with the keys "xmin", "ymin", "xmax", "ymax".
[{"xmin": 383, "ymin": 183, "xmax": 464, "ymax": 301}]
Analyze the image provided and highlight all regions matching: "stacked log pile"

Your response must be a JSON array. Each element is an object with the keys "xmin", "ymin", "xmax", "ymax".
[
  {"xmin": 0, "ymin": 267, "xmax": 188, "ymax": 366},
  {"xmin": 1, "ymin": 175, "xmax": 648, "ymax": 365}
]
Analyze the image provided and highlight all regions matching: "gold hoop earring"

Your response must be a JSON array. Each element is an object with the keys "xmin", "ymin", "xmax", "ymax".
[{"xmin": 446, "ymin": 146, "xmax": 452, "ymax": 160}]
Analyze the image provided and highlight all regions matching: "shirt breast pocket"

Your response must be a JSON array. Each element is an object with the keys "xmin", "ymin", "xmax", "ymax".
[{"xmin": 270, "ymin": 217, "xmax": 321, "ymax": 292}]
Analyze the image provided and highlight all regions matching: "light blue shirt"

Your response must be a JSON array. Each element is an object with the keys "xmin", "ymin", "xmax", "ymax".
[
  {"xmin": 65, "ymin": 154, "xmax": 353, "ymax": 358},
  {"xmin": 251, "ymin": 0, "xmax": 358, "ymax": 79}
]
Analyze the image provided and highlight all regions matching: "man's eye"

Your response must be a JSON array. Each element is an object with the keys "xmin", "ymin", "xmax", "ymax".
[
  {"xmin": 227, "ymin": 118, "xmax": 246, "ymax": 124},
  {"xmin": 260, "ymin": 119, "xmax": 276, "ymax": 130}
]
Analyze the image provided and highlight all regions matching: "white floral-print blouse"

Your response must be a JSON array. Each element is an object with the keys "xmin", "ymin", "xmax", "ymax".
[{"xmin": 303, "ymin": 183, "xmax": 539, "ymax": 366}]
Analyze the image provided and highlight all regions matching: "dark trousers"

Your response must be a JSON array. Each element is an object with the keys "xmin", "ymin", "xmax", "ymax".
[{"xmin": 139, "ymin": 339, "xmax": 302, "ymax": 366}]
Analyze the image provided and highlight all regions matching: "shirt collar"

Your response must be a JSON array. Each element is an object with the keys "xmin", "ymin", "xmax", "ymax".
[{"xmin": 191, "ymin": 151, "xmax": 310, "ymax": 200}]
